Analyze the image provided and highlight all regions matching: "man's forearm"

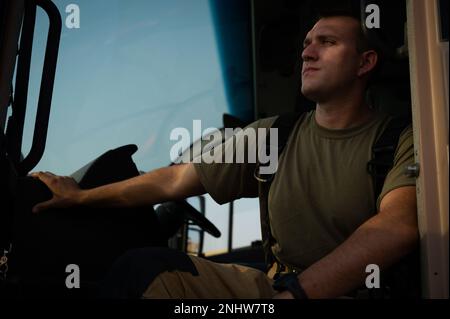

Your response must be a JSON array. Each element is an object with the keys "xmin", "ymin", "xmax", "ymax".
[{"xmin": 77, "ymin": 164, "xmax": 205, "ymax": 208}]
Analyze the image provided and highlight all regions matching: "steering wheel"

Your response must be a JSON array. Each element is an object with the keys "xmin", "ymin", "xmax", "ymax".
[{"xmin": 155, "ymin": 200, "xmax": 221, "ymax": 239}]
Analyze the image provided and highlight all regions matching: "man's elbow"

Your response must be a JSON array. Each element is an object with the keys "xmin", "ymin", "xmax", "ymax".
[
  {"xmin": 379, "ymin": 186, "xmax": 419, "ymax": 254},
  {"xmin": 383, "ymin": 215, "xmax": 420, "ymax": 267},
  {"xmin": 167, "ymin": 163, "xmax": 205, "ymax": 200}
]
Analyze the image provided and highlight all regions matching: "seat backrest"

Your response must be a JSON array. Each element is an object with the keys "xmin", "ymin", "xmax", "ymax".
[{"xmin": 367, "ymin": 57, "xmax": 412, "ymax": 119}]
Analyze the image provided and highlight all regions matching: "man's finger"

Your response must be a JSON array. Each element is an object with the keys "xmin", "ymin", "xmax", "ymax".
[
  {"xmin": 30, "ymin": 171, "xmax": 54, "ymax": 184},
  {"xmin": 32, "ymin": 199, "xmax": 55, "ymax": 214},
  {"xmin": 29, "ymin": 172, "xmax": 40, "ymax": 178}
]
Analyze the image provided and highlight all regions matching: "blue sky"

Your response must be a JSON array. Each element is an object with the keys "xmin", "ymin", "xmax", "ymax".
[
  {"xmin": 25, "ymin": 0, "xmax": 226, "ymax": 173},
  {"xmin": 21, "ymin": 0, "xmax": 261, "ymax": 253}
]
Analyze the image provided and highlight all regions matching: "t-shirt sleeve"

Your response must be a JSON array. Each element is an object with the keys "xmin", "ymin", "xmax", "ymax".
[
  {"xmin": 194, "ymin": 117, "xmax": 276, "ymax": 205},
  {"xmin": 376, "ymin": 125, "xmax": 416, "ymax": 210}
]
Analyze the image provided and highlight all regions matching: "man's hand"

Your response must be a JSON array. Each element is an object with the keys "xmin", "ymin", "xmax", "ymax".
[
  {"xmin": 30, "ymin": 171, "xmax": 83, "ymax": 213},
  {"xmin": 28, "ymin": 164, "xmax": 205, "ymax": 213}
]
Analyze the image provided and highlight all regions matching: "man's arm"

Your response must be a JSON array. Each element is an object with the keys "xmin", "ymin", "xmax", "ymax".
[
  {"xmin": 31, "ymin": 163, "xmax": 205, "ymax": 213},
  {"xmin": 275, "ymin": 186, "xmax": 418, "ymax": 299}
]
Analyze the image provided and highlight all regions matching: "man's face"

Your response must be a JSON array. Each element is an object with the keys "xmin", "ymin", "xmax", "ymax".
[{"xmin": 301, "ymin": 16, "xmax": 364, "ymax": 102}]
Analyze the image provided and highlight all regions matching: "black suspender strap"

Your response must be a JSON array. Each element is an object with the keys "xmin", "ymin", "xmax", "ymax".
[
  {"xmin": 367, "ymin": 116, "xmax": 411, "ymax": 204},
  {"xmin": 255, "ymin": 112, "xmax": 304, "ymax": 270}
]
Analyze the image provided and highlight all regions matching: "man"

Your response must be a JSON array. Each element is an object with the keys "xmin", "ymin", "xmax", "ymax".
[{"xmin": 31, "ymin": 14, "xmax": 418, "ymax": 298}]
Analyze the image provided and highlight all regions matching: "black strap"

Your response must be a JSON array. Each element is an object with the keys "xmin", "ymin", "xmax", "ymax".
[
  {"xmin": 255, "ymin": 112, "xmax": 304, "ymax": 270},
  {"xmin": 272, "ymin": 272, "xmax": 309, "ymax": 299},
  {"xmin": 367, "ymin": 116, "xmax": 411, "ymax": 206}
]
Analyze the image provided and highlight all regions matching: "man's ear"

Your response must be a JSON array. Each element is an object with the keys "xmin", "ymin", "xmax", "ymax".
[{"xmin": 358, "ymin": 50, "xmax": 378, "ymax": 77}]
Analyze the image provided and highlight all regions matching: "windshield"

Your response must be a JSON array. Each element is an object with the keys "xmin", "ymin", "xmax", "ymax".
[{"xmin": 20, "ymin": 0, "xmax": 260, "ymax": 253}]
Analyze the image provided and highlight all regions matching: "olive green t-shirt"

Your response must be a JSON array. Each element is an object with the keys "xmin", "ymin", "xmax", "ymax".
[{"xmin": 194, "ymin": 110, "xmax": 415, "ymax": 270}]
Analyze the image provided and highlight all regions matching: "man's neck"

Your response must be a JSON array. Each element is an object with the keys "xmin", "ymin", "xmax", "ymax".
[{"xmin": 314, "ymin": 93, "xmax": 375, "ymax": 130}]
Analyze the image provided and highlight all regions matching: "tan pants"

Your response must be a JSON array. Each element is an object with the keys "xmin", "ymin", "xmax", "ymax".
[{"xmin": 142, "ymin": 255, "xmax": 277, "ymax": 299}]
